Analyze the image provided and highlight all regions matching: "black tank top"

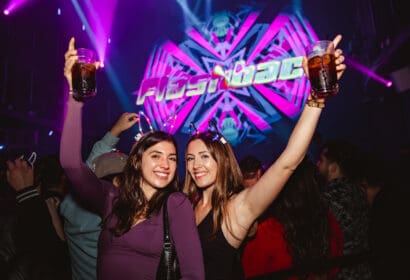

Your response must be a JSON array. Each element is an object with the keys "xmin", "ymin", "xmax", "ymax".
[{"xmin": 197, "ymin": 211, "xmax": 244, "ymax": 280}]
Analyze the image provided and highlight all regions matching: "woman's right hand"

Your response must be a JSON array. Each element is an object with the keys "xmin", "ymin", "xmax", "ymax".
[
  {"xmin": 64, "ymin": 37, "xmax": 100, "ymax": 93},
  {"xmin": 63, "ymin": 37, "xmax": 77, "ymax": 91}
]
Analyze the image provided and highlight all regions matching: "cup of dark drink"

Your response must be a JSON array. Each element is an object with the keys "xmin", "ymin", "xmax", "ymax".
[
  {"xmin": 305, "ymin": 40, "xmax": 338, "ymax": 99},
  {"xmin": 71, "ymin": 48, "xmax": 97, "ymax": 101}
]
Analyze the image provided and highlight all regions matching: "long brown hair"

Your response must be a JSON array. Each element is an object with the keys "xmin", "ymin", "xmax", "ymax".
[
  {"xmin": 105, "ymin": 131, "xmax": 179, "ymax": 237},
  {"xmin": 184, "ymin": 131, "xmax": 243, "ymax": 238}
]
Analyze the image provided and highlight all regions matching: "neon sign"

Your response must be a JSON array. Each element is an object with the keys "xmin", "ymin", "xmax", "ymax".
[
  {"xmin": 137, "ymin": 57, "xmax": 303, "ymax": 105},
  {"xmin": 136, "ymin": 8, "xmax": 318, "ymax": 145}
]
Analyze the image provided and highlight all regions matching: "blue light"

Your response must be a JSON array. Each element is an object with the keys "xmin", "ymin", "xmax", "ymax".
[
  {"xmin": 0, "ymin": 145, "xmax": 5, "ymax": 150},
  {"xmin": 48, "ymin": 130, "xmax": 54, "ymax": 136},
  {"xmin": 57, "ymin": 8, "xmax": 61, "ymax": 16}
]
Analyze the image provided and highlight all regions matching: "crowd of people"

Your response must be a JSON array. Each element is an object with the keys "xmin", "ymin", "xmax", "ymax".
[{"xmin": 1, "ymin": 33, "xmax": 409, "ymax": 280}]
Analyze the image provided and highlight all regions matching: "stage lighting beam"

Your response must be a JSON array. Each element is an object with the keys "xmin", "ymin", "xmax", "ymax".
[{"xmin": 346, "ymin": 57, "xmax": 393, "ymax": 88}]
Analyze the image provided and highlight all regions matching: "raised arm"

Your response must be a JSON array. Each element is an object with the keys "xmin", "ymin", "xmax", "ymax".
[
  {"xmin": 234, "ymin": 35, "xmax": 346, "ymax": 229},
  {"xmin": 85, "ymin": 132, "xmax": 119, "ymax": 168},
  {"xmin": 59, "ymin": 37, "xmax": 108, "ymax": 215},
  {"xmin": 85, "ymin": 112, "xmax": 138, "ymax": 167}
]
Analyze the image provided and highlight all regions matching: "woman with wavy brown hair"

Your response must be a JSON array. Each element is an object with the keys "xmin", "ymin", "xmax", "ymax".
[
  {"xmin": 183, "ymin": 35, "xmax": 346, "ymax": 280},
  {"xmin": 60, "ymin": 37, "xmax": 204, "ymax": 280}
]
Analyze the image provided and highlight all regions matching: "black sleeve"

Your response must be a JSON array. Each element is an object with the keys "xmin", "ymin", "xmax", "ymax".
[
  {"xmin": 14, "ymin": 186, "xmax": 72, "ymax": 279},
  {"xmin": 14, "ymin": 186, "xmax": 59, "ymax": 252}
]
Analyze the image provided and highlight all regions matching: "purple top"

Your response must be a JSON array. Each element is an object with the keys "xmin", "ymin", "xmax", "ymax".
[{"xmin": 60, "ymin": 97, "xmax": 205, "ymax": 280}]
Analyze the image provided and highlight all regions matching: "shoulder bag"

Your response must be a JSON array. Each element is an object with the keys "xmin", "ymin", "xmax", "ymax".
[{"xmin": 156, "ymin": 195, "xmax": 181, "ymax": 280}]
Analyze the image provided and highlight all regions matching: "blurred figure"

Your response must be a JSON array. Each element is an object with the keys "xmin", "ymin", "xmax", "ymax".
[
  {"xmin": 239, "ymin": 155, "xmax": 265, "ymax": 188},
  {"xmin": 242, "ymin": 157, "xmax": 343, "ymax": 279},
  {"xmin": 317, "ymin": 140, "xmax": 372, "ymax": 280},
  {"xmin": 34, "ymin": 155, "xmax": 70, "ymax": 242},
  {"xmin": 359, "ymin": 153, "xmax": 385, "ymax": 207},
  {"xmin": 0, "ymin": 171, "xmax": 20, "ymax": 280},
  {"xmin": 360, "ymin": 152, "xmax": 410, "ymax": 279},
  {"xmin": 34, "ymin": 155, "xmax": 70, "ymax": 200},
  {"xmin": 5, "ymin": 157, "xmax": 71, "ymax": 280}
]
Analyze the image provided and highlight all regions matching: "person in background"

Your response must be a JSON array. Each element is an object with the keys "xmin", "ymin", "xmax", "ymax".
[
  {"xmin": 183, "ymin": 34, "xmax": 346, "ymax": 279},
  {"xmin": 359, "ymin": 153, "xmax": 385, "ymax": 207},
  {"xmin": 317, "ymin": 140, "xmax": 372, "ymax": 279},
  {"xmin": 60, "ymin": 37, "xmax": 204, "ymax": 280},
  {"xmin": 239, "ymin": 155, "xmax": 265, "ymax": 189},
  {"xmin": 360, "ymin": 152, "xmax": 410, "ymax": 279},
  {"xmin": 34, "ymin": 155, "xmax": 71, "ymax": 242},
  {"xmin": 60, "ymin": 112, "xmax": 137, "ymax": 280},
  {"xmin": 242, "ymin": 157, "xmax": 343, "ymax": 279},
  {"xmin": 6, "ymin": 157, "xmax": 72, "ymax": 280}
]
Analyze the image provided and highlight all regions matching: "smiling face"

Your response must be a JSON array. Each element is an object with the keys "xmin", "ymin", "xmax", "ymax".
[
  {"xmin": 139, "ymin": 141, "xmax": 177, "ymax": 194},
  {"xmin": 186, "ymin": 139, "xmax": 218, "ymax": 189}
]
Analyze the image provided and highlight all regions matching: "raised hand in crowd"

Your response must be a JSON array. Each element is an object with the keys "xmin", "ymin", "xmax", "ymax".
[{"xmin": 6, "ymin": 158, "xmax": 33, "ymax": 192}]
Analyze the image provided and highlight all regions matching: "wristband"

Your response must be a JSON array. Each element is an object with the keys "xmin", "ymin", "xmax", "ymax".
[{"xmin": 306, "ymin": 98, "xmax": 325, "ymax": 108}]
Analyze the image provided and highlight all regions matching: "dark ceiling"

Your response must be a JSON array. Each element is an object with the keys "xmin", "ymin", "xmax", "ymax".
[{"xmin": 0, "ymin": 0, "xmax": 409, "ymax": 164}]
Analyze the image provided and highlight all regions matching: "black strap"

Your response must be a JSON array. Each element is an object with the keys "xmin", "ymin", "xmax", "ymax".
[
  {"xmin": 162, "ymin": 196, "xmax": 172, "ymax": 248},
  {"xmin": 158, "ymin": 194, "xmax": 181, "ymax": 280}
]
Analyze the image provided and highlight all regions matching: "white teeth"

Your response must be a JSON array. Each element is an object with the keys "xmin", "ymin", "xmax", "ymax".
[
  {"xmin": 195, "ymin": 173, "xmax": 206, "ymax": 179},
  {"xmin": 155, "ymin": 172, "xmax": 168, "ymax": 178}
]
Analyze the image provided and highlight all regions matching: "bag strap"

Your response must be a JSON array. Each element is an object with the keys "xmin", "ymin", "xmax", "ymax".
[
  {"xmin": 160, "ymin": 193, "xmax": 181, "ymax": 280},
  {"xmin": 162, "ymin": 195, "xmax": 172, "ymax": 246}
]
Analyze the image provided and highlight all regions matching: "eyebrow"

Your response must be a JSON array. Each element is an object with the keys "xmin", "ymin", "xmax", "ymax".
[
  {"xmin": 149, "ymin": 150, "xmax": 177, "ymax": 156},
  {"xmin": 186, "ymin": 151, "xmax": 209, "ymax": 156}
]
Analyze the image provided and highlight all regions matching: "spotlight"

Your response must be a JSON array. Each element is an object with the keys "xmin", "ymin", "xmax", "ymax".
[
  {"xmin": 108, "ymin": 38, "xmax": 111, "ymax": 44},
  {"xmin": 3, "ymin": 9, "xmax": 10, "ymax": 15},
  {"xmin": 346, "ymin": 57, "xmax": 393, "ymax": 89},
  {"xmin": 48, "ymin": 130, "xmax": 54, "ymax": 136},
  {"xmin": 57, "ymin": 8, "xmax": 61, "ymax": 16},
  {"xmin": 99, "ymin": 61, "xmax": 105, "ymax": 68},
  {"xmin": 0, "ymin": 144, "xmax": 5, "ymax": 150},
  {"xmin": 82, "ymin": 24, "xmax": 85, "ymax": 31}
]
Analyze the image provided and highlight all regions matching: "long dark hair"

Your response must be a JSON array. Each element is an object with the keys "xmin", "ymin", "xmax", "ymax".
[
  {"xmin": 184, "ymin": 131, "xmax": 243, "ymax": 238},
  {"xmin": 270, "ymin": 157, "xmax": 331, "ymax": 270},
  {"xmin": 106, "ymin": 131, "xmax": 179, "ymax": 237}
]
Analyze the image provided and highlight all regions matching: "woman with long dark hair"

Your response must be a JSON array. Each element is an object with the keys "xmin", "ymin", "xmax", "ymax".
[
  {"xmin": 60, "ymin": 38, "xmax": 204, "ymax": 280},
  {"xmin": 242, "ymin": 157, "xmax": 343, "ymax": 279}
]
